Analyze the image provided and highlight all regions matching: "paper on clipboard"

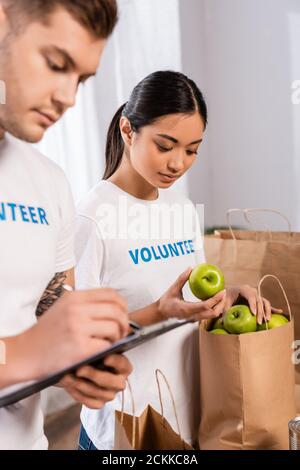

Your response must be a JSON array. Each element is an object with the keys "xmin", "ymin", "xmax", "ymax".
[{"xmin": 0, "ymin": 318, "xmax": 195, "ymax": 408}]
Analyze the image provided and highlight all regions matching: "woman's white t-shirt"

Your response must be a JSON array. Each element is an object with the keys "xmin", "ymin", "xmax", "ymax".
[{"xmin": 75, "ymin": 180, "xmax": 205, "ymax": 449}]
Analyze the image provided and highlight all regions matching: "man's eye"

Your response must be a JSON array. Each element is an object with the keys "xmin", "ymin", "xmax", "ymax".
[{"xmin": 47, "ymin": 59, "xmax": 67, "ymax": 72}]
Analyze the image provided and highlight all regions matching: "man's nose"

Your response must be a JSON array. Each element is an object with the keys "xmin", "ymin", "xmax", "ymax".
[{"xmin": 52, "ymin": 78, "xmax": 78, "ymax": 111}]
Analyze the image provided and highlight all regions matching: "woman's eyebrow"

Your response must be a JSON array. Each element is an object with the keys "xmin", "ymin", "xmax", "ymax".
[
  {"xmin": 157, "ymin": 133, "xmax": 178, "ymax": 143},
  {"xmin": 156, "ymin": 134, "xmax": 202, "ymax": 145}
]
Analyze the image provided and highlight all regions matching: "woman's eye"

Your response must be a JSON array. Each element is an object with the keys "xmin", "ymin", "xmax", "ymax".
[
  {"xmin": 156, "ymin": 143, "xmax": 172, "ymax": 152},
  {"xmin": 186, "ymin": 150, "xmax": 198, "ymax": 156}
]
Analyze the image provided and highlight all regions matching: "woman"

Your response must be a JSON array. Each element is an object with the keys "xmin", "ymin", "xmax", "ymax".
[{"xmin": 75, "ymin": 71, "xmax": 277, "ymax": 450}]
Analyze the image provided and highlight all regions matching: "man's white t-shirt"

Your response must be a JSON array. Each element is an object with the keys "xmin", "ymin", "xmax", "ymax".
[
  {"xmin": 75, "ymin": 181, "xmax": 205, "ymax": 450},
  {"xmin": 0, "ymin": 135, "xmax": 75, "ymax": 450}
]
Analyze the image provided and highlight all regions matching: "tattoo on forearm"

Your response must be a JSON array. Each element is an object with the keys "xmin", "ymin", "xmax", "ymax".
[{"xmin": 36, "ymin": 272, "xmax": 67, "ymax": 317}]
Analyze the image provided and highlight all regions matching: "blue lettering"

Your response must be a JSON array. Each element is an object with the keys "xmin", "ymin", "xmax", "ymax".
[
  {"xmin": 188, "ymin": 239, "xmax": 195, "ymax": 253},
  {"xmin": 168, "ymin": 243, "xmax": 179, "ymax": 257},
  {"xmin": 0, "ymin": 202, "xmax": 50, "ymax": 225},
  {"xmin": 176, "ymin": 241, "xmax": 185, "ymax": 255},
  {"xmin": 28, "ymin": 206, "xmax": 38, "ymax": 224},
  {"xmin": 129, "ymin": 240, "xmax": 195, "ymax": 265},
  {"xmin": 0, "ymin": 203, "xmax": 6, "ymax": 221},
  {"xmin": 184, "ymin": 240, "xmax": 191, "ymax": 254},
  {"xmin": 19, "ymin": 205, "xmax": 30, "ymax": 223},
  {"xmin": 157, "ymin": 244, "xmax": 169, "ymax": 259},
  {"xmin": 151, "ymin": 246, "xmax": 161, "ymax": 261},
  {"xmin": 38, "ymin": 208, "xmax": 49, "ymax": 225},
  {"xmin": 129, "ymin": 249, "xmax": 139, "ymax": 265},
  {"xmin": 140, "ymin": 247, "xmax": 152, "ymax": 263},
  {"xmin": 7, "ymin": 203, "xmax": 17, "ymax": 221}
]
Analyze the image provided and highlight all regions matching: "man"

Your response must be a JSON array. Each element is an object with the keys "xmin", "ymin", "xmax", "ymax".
[{"xmin": 0, "ymin": 0, "xmax": 132, "ymax": 450}]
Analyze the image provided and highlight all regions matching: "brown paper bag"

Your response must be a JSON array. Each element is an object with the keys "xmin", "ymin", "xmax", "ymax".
[
  {"xmin": 198, "ymin": 274, "xmax": 296, "ymax": 450},
  {"xmin": 204, "ymin": 209, "xmax": 300, "ymax": 389},
  {"xmin": 114, "ymin": 370, "xmax": 193, "ymax": 450}
]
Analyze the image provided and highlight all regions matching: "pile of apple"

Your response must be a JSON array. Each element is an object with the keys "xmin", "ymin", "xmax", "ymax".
[{"xmin": 189, "ymin": 263, "xmax": 289, "ymax": 335}]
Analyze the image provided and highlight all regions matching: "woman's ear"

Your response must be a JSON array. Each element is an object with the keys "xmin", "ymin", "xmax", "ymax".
[{"xmin": 120, "ymin": 116, "xmax": 133, "ymax": 147}]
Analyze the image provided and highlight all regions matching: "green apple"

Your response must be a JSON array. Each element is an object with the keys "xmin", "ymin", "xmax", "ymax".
[
  {"xmin": 210, "ymin": 317, "xmax": 224, "ymax": 331},
  {"xmin": 223, "ymin": 305, "xmax": 257, "ymax": 334},
  {"xmin": 257, "ymin": 313, "xmax": 289, "ymax": 331},
  {"xmin": 189, "ymin": 263, "xmax": 225, "ymax": 300},
  {"xmin": 210, "ymin": 328, "xmax": 229, "ymax": 335}
]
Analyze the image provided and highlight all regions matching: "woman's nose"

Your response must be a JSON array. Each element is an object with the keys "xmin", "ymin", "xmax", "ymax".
[{"xmin": 167, "ymin": 153, "xmax": 185, "ymax": 173}]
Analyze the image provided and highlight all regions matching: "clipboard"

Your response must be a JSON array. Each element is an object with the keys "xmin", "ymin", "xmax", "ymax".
[{"xmin": 0, "ymin": 318, "xmax": 195, "ymax": 408}]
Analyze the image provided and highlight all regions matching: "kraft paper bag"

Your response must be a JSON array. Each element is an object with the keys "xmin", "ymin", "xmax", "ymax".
[
  {"xmin": 114, "ymin": 406, "xmax": 193, "ymax": 450},
  {"xmin": 114, "ymin": 371, "xmax": 193, "ymax": 450},
  {"xmin": 198, "ymin": 275, "xmax": 296, "ymax": 450},
  {"xmin": 204, "ymin": 225, "xmax": 300, "ymax": 393}
]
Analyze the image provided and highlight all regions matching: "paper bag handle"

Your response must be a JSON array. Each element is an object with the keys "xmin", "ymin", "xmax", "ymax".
[
  {"xmin": 155, "ymin": 369, "xmax": 183, "ymax": 442},
  {"xmin": 244, "ymin": 208, "xmax": 292, "ymax": 241},
  {"xmin": 120, "ymin": 379, "xmax": 136, "ymax": 448},
  {"xmin": 226, "ymin": 208, "xmax": 292, "ymax": 241},
  {"xmin": 258, "ymin": 274, "xmax": 292, "ymax": 328},
  {"xmin": 225, "ymin": 209, "xmax": 251, "ymax": 261},
  {"xmin": 226, "ymin": 208, "xmax": 249, "ymax": 241}
]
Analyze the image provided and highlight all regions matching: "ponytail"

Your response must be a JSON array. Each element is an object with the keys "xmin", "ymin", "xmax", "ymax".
[{"xmin": 103, "ymin": 103, "xmax": 126, "ymax": 180}]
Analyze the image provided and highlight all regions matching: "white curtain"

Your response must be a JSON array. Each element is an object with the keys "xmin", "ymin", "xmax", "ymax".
[{"xmin": 36, "ymin": 0, "xmax": 184, "ymax": 204}]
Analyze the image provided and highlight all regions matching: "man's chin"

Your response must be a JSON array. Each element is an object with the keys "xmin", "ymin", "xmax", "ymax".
[{"xmin": 7, "ymin": 124, "xmax": 46, "ymax": 143}]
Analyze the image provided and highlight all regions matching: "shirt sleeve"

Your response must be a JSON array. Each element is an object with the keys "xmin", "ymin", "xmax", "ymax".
[
  {"xmin": 55, "ymin": 172, "xmax": 76, "ymax": 273},
  {"xmin": 75, "ymin": 215, "xmax": 105, "ymax": 289}
]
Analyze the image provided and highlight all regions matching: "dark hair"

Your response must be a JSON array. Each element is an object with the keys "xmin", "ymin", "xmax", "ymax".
[
  {"xmin": 103, "ymin": 70, "xmax": 207, "ymax": 180},
  {"xmin": 3, "ymin": 0, "xmax": 118, "ymax": 39}
]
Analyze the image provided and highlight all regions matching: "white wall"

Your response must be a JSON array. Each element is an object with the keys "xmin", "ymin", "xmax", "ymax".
[
  {"xmin": 181, "ymin": 0, "xmax": 300, "ymax": 231},
  {"xmin": 179, "ymin": 0, "xmax": 213, "ymax": 228}
]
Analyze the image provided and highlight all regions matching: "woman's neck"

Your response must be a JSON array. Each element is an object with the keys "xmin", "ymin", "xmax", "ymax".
[{"xmin": 108, "ymin": 155, "xmax": 159, "ymax": 201}]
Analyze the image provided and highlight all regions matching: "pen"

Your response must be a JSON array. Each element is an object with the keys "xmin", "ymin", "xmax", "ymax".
[{"xmin": 62, "ymin": 284, "xmax": 74, "ymax": 292}]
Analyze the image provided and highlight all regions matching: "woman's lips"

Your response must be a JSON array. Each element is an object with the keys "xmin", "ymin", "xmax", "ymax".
[{"xmin": 158, "ymin": 172, "xmax": 179, "ymax": 182}]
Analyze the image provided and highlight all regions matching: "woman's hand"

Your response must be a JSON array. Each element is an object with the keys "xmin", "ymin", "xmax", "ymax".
[
  {"xmin": 157, "ymin": 268, "xmax": 227, "ymax": 322},
  {"xmin": 157, "ymin": 268, "xmax": 282, "ymax": 325},
  {"xmin": 223, "ymin": 285, "xmax": 283, "ymax": 325}
]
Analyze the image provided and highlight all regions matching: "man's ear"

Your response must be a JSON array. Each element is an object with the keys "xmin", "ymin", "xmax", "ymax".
[{"xmin": 120, "ymin": 116, "xmax": 133, "ymax": 147}]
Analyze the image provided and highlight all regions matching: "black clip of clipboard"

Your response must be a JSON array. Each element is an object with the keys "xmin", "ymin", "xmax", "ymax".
[{"xmin": 0, "ymin": 318, "xmax": 195, "ymax": 408}]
